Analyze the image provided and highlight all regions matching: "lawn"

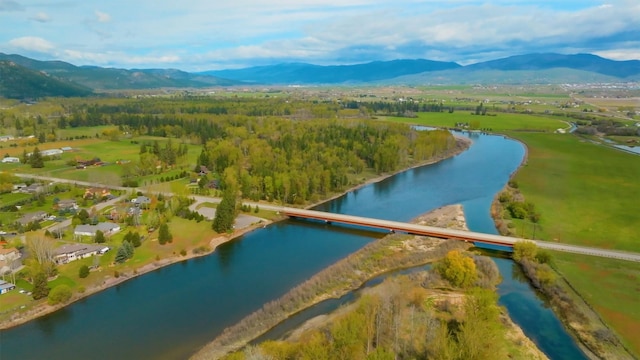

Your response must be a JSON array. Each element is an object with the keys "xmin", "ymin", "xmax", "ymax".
[
  {"xmin": 507, "ymin": 132, "xmax": 640, "ymax": 252},
  {"xmin": 550, "ymin": 251, "xmax": 640, "ymax": 357},
  {"xmin": 384, "ymin": 111, "xmax": 566, "ymax": 132}
]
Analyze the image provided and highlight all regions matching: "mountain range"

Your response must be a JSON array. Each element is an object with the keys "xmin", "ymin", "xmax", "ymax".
[{"xmin": 1, "ymin": 52, "xmax": 639, "ymax": 99}]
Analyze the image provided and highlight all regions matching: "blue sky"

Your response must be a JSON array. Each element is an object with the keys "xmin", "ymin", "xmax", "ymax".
[{"xmin": 1, "ymin": 0, "xmax": 638, "ymax": 71}]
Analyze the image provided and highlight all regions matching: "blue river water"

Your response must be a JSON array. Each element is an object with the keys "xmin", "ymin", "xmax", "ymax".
[{"xmin": 0, "ymin": 132, "xmax": 586, "ymax": 359}]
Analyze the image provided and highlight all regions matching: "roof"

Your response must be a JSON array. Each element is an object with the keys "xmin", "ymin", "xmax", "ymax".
[
  {"xmin": 55, "ymin": 243, "xmax": 109, "ymax": 256},
  {"xmin": 0, "ymin": 247, "xmax": 19, "ymax": 255},
  {"xmin": 75, "ymin": 222, "xmax": 120, "ymax": 234}
]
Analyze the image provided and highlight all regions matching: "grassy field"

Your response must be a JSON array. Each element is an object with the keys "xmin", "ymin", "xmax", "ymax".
[
  {"xmin": 384, "ymin": 111, "xmax": 566, "ymax": 132},
  {"xmin": 508, "ymin": 132, "xmax": 639, "ymax": 252},
  {"xmin": 551, "ymin": 251, "xmax": 640, "ymax": 356}
]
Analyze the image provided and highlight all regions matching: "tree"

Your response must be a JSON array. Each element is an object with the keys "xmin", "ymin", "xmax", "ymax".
[
  {"xmin": 32, "ymin": 272, "xmax": 50, "ymax": 300},
  {"xmin": 30, "ymin": 147, "xmax": 45, "ymax": 168},
  {"xmin": 513, "ymin": 241, "xmax": 537, "ymax": 262},
  {"xmin": 212, "ymin": 189, "xmax": 237, "ymax": 233},
  {"xmin": 435, "ymin": 250, "xmax": 477, "ymax": 288},
  {"xmin": 114, "ymin": 246, "xmax": 128, "ymax": 263},
  {"xmin": 26, "ymin": 237, "xmax": 56, "ymax": 277},
  {"xmin": 94, "ymin": 230, "xmax": 105, "ymax": 243},
  {"xmin": 123, "ymin": 240, "xmax": 134, "ymax": 258},
  {"xmin": 79, "ymin": 265, "xmax": 90, "ymax": 278},
  {"xmin": 48, "ymin": 285, "xmax": 72, "ymax": 305},
  {"xmin": 158, "ymin": 223, "xmax": 172, "ymax": 245}
]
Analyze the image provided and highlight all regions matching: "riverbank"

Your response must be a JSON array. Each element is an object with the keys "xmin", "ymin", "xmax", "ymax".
[
  {"xmin": 0, "ymin": 135, "xmax": 470, "ymax": 330},
  {"xmin": 192, "ymin": 204, "xmax": 547, "ymax": 360}
]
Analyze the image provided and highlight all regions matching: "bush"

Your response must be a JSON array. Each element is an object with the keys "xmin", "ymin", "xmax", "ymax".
[
  {"xmin": 48, "ymin": 285, "xmax": 72, "ymax": 305},
  {"xmin": 512, "ymin": 241, "xmax": 537, "ymax": 262},
  {"xmin": 180, "ymin": 249, "xmax": 187, "ymax": 256},
  {"xmin": 79, "ymin": 265, "xmax": 90, "ymax": 278},
  {"xmin": 435, "ymin": 250, "xmax": 477, "ymax": 288}
]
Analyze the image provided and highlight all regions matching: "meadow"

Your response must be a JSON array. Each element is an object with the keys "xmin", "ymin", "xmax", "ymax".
[
  {"xmin": 385, "ymin": 111, "xmax": 567, "ymax": 132},
  {"xmin": 550, "ymin": 251, "xmax": 640, "ymax": 356}
]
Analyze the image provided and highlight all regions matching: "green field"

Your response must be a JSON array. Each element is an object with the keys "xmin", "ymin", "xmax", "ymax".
[
  {"xmin": 551, "ymin": 252, "xmax": 640, "ymax": 356},
  {"xmin": 385, "ymin": 111, "xmax": 566, "ymax": 132},
  {"xmin": 508, "ymin": 132, "xmax": 639, "ymax": 251}
]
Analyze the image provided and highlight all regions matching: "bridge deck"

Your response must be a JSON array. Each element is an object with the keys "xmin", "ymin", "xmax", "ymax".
[{"xmin": 282, "ymin": 207, "xmax": 640, "ymax": 262}]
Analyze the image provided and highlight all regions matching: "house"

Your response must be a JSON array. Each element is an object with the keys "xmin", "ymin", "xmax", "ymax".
[
  {"xmin": 56, "ymin": 199, "xmax": 78, "ymax": 211},
  {"xmin": 0, "ymin": 135, "xmax": 15, "ymax": 142},
  {"xmin": 131, "ymin": 196, "xmax": 151, "ymax": 207},
  {"xmin": 12, "ymin": 183, "xmax": 27, "ymax": 191},
  {"xmin": 1, "ymin": 157, "xmax": 20, "ymax": 163},
  {"xmin": 0, "ymin": 247, "xmax": 22, "ymax": 274},
  {"xmin": 41, "ymin": 149, "xmax": 63, "ymax": 157},
  {"xmin": 20, "ymin": 183, "xmax": 44, "ymax": 194},
  {"xmin": 0, "ymin": 280, "xmax": 16, "ymax": 294},
  {"xmin": 198, "ymin": 165, "xmax": 210, "ymax": 176},
  {"xmin": 83, "ymin": 187, "xmax": 111, "ymax": 199},
  {"xmin": 61, "ymin": 146, "xmax": 73, "ymax": 152},
  {"xmin": 17, "ymin": 211, "xmax": 48, "ymax": 226},
  {"xmin": 74, "ymin": 222, "xmax": 121, "ymax": 238},
  {"xmin": 54, "ymin": 244, "xmax": 110, "ymax": 265}
]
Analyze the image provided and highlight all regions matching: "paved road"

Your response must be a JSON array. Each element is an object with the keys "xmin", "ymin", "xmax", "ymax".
[{"xmin": 535, "ymin": 240, "xmax": 640, "ymax": 262}]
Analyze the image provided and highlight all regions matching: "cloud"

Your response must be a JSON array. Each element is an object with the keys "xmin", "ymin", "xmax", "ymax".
[
  {"xmin": 0, "ymin": 0, "xmax": 23, "ymax": 11},
  {"xmin": 95, "ymin": 10, "xmax": 111, "ymax": 23},
  {"xmin": 9, "ymin": 36, "xmax": 56, "ymax": 53},
  {"xmin": 30, "ymin": 12, "xmax": 51, "ymax": 22}
]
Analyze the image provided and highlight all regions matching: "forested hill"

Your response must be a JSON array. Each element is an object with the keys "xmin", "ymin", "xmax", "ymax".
[
  {"xmin": 0, "ymin": 60, "xmax": 93, "ymax": 99},
  {"xmin": 202, "ymin": 59, "xmax": 462, "ymax": 84},
  {"xmin": 0, "ymin": 53, "xmax": 239, "ymax": 91}
]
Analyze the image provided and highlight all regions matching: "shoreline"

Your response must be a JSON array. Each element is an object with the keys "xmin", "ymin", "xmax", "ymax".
[
  {"xmin": 0, "ymin": 135, "xmax": 471, "ymax": 330},
  {"xmin": 191, "ymin": 203, "xmax": 548, "ymax": 360}
]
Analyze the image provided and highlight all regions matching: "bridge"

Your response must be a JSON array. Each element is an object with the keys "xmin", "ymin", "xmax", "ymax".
[{"xmin": 282, "ymin": 207, "xmax": 640, "ymax": 263}]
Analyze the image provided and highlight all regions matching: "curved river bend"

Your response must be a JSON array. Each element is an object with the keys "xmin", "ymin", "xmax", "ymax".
[{"xmin": 1, "ymin": 132, "xmax": 586, "ymax": 360}]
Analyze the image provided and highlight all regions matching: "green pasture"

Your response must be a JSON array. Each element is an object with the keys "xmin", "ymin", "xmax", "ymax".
[
  {"xmin": 508, "ymin": 132, "xmax": 639, "ymax": 251},
  {"xmin": 384, "ymin": 112, "xmax": 566, "ymax": 132},
  {"xmin": 550, "ymin": 251, "xmax": 640, "ymax": 357}
]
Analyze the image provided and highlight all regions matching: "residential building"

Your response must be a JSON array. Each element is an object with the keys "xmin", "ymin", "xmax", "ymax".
[
  {"xmin": 74, "ymin": 222, "xmax": 121, "ymax": 238},
  {"xmin": 131, "ymin": 196, "xmax": 151, "ymax": 207},
  {"xmin": 0, "ymin": 280, "xmax": 16, "ymax": 294},
  {"xmin": 0, "ymin": 247, "xmax": 22, "ymax": 274},
  {"xmin": 1, "ymin": 157, "xmax": 20, "ymax": 163},
  {"xmin": 17, "ymin": 211, "xmax": 48, "ymax": 226},
  {"xmin": 54, "ymin": 244, "xmax": 110, "ymax": 265},
  {"xmin": 56, "ymin": 199, "xmax": 78, "ymax": 211}
]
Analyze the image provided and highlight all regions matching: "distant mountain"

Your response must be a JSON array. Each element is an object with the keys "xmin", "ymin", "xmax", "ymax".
[
  {"xmin": 203, "ymin": 53, "xmax": 640, "ymax": 85},
  {"xmin": 0, "ymin": 60, "xmax": 93, "ymax": 99},
  {"xmin": 1, "ymin": 52, "xmax": 639, "ymax": 95},
  {"xmin": 0, "ymin": 53, "xmax": 239, "ymax": 90},
  {"xmin": 202, "ymin": 59, "xmax": 462, "ymax": 84},
  {"xmin": 463, "ymin": 53, "xmax": 640, "ymax": 78}
]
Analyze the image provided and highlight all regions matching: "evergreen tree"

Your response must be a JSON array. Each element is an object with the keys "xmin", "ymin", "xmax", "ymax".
[
  {"xmin": 94, "ymin": 230, "xmax": 105, "ymax": 243},
  {"xmin": 30, "ymin": 147, "xmax": 44, "ymax": 168},
  {"xmin": 123, "ymin": 240, "xmax": 134, "ymax": 258},
  {"xmin": 212, "ymin": 189, "xmax": 237, "ymax": 233},
  {"xmin": 114, "ymin": 245, "xmax": 128, "ymax": 263},
  {"xmin": 158, "ymin": 223, "xmax": 172, "ymax": 245},
  {"xmin": 131, "ymin": 232, "xmax": 142, "ymax": 247},
  {"xmin": 32, "ymin": 272, "xmax": 50, "ymax": 300}
]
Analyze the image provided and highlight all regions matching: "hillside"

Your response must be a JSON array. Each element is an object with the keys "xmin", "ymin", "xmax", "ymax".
[
  {"xmin": 202, "ymin": 59, "xmax": 462, "ymax": 84},
  {"xmin": 0, "ymin": 53, "xmax": 239, "ymax": 90},
  {"xmin": 0, "ymin": 60, "xmax": 93, "ymax": 99},
  {"xmin": 204, "ymin": 53, "xmax": 640, "ymax": 85}
]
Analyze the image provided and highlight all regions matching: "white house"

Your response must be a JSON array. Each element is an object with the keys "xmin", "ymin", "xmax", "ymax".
[
  {"xmin": 1, "ymin": 157, "xmax": 20, "ymax": 163},
  {"xmin": 0, "ymin": 280, "xmax": 16, "ymax": 294},
  {"xmin": 0, "ymin": 247, "xmax": 22, "ymax": 275},
  {"xmin": 54, "ymin": 244, "xmax": 110, "ymax": 264},
  {"xmin": 41, "ymin": 149, "xmax": 64, "ymax": 157}
]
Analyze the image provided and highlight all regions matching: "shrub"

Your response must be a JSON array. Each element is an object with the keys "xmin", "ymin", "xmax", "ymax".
[
  {"xmin": 512, "ymin": 241, "xmax": 537, "ymax": 262},
  {"xmin": 79, "ymin": 265, "xmax": 90, "ymax": 278},
  {"xmin": 48, "ymin": 285, "xmax": 72, "ymax": 305}
]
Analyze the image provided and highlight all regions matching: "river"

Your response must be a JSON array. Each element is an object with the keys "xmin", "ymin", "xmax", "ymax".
[{"xmin": 0, "ymin": 132, "xmax": 586, "ymax": 360}]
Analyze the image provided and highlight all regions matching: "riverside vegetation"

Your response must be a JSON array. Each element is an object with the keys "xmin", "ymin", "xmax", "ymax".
[
  {"xmin": 1, "ymin": 95, "xmax": 461, "ymax": 327},
  {"xmin": 193, "ymin": 206, "xmax": 545, "ymax": 360}
]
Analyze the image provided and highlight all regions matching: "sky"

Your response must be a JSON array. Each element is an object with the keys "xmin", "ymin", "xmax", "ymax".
[{"xmin": 1, "ymin": 0, "xmax": 639, "ymax": 71}]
